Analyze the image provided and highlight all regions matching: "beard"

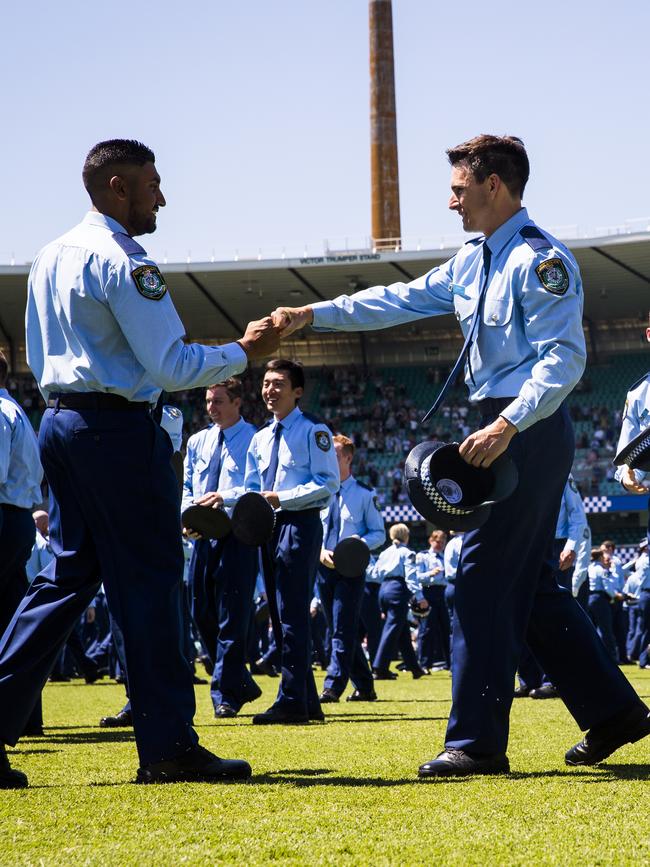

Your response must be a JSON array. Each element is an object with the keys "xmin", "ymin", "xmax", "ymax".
[{"xmin": 127, "ymin": 205, "xmax": 157, "ymax": 237}]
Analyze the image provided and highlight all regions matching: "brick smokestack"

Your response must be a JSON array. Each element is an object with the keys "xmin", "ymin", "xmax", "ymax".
[{"xmin": 369, "ymin": 0, "xmax": 401, "ymax": 249}]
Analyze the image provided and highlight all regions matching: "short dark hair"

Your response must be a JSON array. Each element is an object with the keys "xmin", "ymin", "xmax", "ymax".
[
  {"xmin": 264, "ymin": 358, "xmax": 305, "ymax": 390},
  {"xmin": 207, "ymin": 377, "xmax": 242, "ymax": 402},
  {"xmin": 82, "ymin": 139, "xmax": 155, "ymax": 203},
  {"xmin": 0, "ymin": 350, "xmax": 7, "ymax": 386},
  {"xmin": 446, "ymin": 134, "xmax": 529, "ymax": 198}
]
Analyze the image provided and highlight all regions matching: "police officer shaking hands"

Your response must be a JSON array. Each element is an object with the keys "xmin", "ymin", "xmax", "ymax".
[
  {"xmin": 272, "ymin": 134, "xmax": 650, "ymax": 778},
  {"xmin": 0, "ymin": 139, "xmax": 280, "ymax": 788}
]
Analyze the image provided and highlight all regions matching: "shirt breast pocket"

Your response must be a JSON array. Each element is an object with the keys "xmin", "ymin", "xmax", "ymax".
[
  {"xmin": 452, "ymin": 293, "xmax": 475, "ymax": 325},
  {"xmin": 483, "ymin": 291, "xmax": 513, "ymax": 327}
]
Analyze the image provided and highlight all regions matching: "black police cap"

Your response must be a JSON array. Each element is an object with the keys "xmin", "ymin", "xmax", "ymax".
[{"xmin": 404, "ymin": 440, "xmax": 518, "ymax": 531}]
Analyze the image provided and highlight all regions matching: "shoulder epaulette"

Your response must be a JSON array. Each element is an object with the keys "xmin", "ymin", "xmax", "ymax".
[
  {"xmin": 301, "ymin": 410, "xmax": 327, "ymax": 426},
  {"xmin": 112, "ymin": 232, "xmax": 146, "ymax": 257},
  {"xmin": 628, "ymin": 372, "xmax": 650, "ymax": 393},
  {"xmin": 356, "ymin": 479, "xmax": 374, "ymax": 492},
  {"xmin": 519, "ymin": 225, "xmax": 552, "ymax": 252}
]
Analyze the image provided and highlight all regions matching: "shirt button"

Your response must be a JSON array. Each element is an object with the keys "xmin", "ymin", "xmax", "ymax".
[
  {"xmin": 455, "ymin": 312, "xmax": 461, "ymax": 320},
  {"xmin": 491, "ymin": 313, "xmax": 498, "ymax": 322}
]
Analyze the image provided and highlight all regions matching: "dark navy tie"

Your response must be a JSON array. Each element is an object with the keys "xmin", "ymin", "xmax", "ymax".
[
  {"xmin": 205, "ymin": 430, "xmax": 225, "ymax": 492},
  {"xmin": 422, "ymin": 242, "xmax": 492, "ymax": 423},
  {"xmin": 263, "ymin": 423, "xmax": 283, "ymax": 490},
  {"xmin": 325, "ymin": 492, "xmax": 341, "ymax": 550}
]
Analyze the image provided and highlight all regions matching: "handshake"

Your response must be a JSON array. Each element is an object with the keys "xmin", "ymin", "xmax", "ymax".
[{"xmin": 237, "ymin": 305, "xmax": 314, "ymax": 360}]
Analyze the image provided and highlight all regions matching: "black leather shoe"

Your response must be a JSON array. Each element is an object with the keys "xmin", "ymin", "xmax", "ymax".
[
  {"xmin": 309, "ymin": 707, "xmax": 325, "ymax": 722},
  {"xmin": 565, "ymin": 704, "xmax": 650, "ymax": 766},
  {"xmin": 252, "ymin": 705, "xmax": 309, "ymax": 725},
  {"xmin": 0, "ymin": 746, "xmax": 28, "ymax": 789},
  {"xmin": 372, "ymin": 669, "xmax": 397, "ymax": 680},
  {"xmin": 214, "ymin": 704, "xmax": 237, "ymax": 719},
  {"xmin": 529, "ymin": 684, "xmax": 559, "ymax": 700},
  {"xmin": 254, "ymin": 657, "xmax": 279, "ymax": 677},
  {"xmin": 412, "ymin": 667, "xmax": 427, "ymax": 680},
  {"xmin": 84, "ymin": 667, "xmax": 104, "ymax": 685},
  {"xmin": 136, "ymin": 744, "xmax": 251, "ymax": 784},
  {"xmin": 242, "ymin": 682, "xmax": 263, "ymax": 705},
  {"xmin": 513, "ymin": 685, "xmax": 530, "ymax": 698},
  {"xmin": 99, "ymin": 709, "xmax": 133, "ymax": 728},
  {"xmin": 346, "ymin": 689, "xmax": 378, "ymax": 702},
  {"xmin": 21, "ymin": 724, "xmax": 44, "ymax": 737},
  {"xmin": 319, "ymin": 689, "xmax": 339, "ymax": 703},
  {"xmin": 418, "ymin": 748, "xmax": 510, "ymax": 778}
]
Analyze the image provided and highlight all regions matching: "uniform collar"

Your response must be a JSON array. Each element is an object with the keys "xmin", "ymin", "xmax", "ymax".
[
  {"xmin": 272, "ymin": 405, "xmax": 302, "ymax": 431},
  {"xmin": 82, "ymin": 211, "xmax": 130, "ymax": 236},
  {"xmin": 0, "ymin": 388, "xmax": 8, "ymax": 398},
  {"xmin": 219, "ymin": 416, "xmax": 246, "ymax": 443},
  {"xmin": 341, "ymin": 475, "xmax": 354, "ymax": 491},
  {"xmin": 484, "ymin": 207, "xmax": 530, "ymax": 259}
]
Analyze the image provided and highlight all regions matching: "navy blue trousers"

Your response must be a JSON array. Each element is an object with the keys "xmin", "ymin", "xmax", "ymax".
[
  {"xmin": 189, "ymin": 534, "xmax": 257, "ymax": 712},
  {"xmin": 263, "ymin": 509, "xmax": 322, "ymax": 714},
  {"xmin": 417, "ymin": 585, "xmax": 450, "ymax": 669},
  {"xmin": 359, "ymin": 581, "xmax": 383, "ymax": 664},
  {"xmin": 374, "ymin": 578, "xmax": 419, "ymax": 673},
  {"xmin": 0, "ymin": 505, "xmax": 42, "ymax": 736},
  {"xmin": 447, "ymin": 404, "xmax": 640, "ymax": 756},
  {"xmin": 317, "ymin": 566, "xmax": 373, "ymax": 695},
  {"xmin": 0, "ymin": 407, "xmax": 197, "ymax": 765},
  {"xmin": 587, "ymin": 593, "xmax": 617, "ymax": 661},
  {"xmin": 635, "ymin": 591, "xmax": 650, "ymax": 668}
]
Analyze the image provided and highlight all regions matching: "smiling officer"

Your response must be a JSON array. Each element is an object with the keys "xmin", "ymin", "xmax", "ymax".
[
  {"xmin": 271, "ymin": 134, "xmax": 650, "ymax": 776},
  {"xmin": 0, "ymin": 139, "xmax": 279, "ymax": 787},
  {"xmin": 245, "ymin": 359, "xmax": 339, "ymax": 724}
]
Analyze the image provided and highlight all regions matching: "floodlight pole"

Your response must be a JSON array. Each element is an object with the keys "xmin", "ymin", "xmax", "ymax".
[{"xmin": 369, "ymin": 0, "xmax": 401, "ymax": 250}]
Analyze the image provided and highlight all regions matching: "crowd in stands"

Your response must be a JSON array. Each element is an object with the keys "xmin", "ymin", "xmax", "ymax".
[{"xmin": 5, "ymin": 361, "xmax": 645, "ymax": 506}]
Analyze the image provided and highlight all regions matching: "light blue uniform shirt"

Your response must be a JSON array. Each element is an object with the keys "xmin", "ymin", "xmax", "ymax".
[
  {"xmin": 160, "ymin": 405, "xmax": 184, "ymax": 452},
  {"xmin": 627, "ymin": 552, "xmax": 650, "ymax": 593},
  {"xmin": 26, "ymin": 211, "xmax": 247, "ymax": 403},
  {"xmin": 245, "ymin": 406, "xmax": 339, "ymax": 511},
  {"xmin": 182, "ymin": 417, "xmax": 256, "ymax": 516},
  {"xmin": 25, "ymin": 531, "xmax": 54, "ymax": 582},
  {"xmin": 373, "ymin": 541, "xmax": 422, "ymax": 599},
  {"xmin": 615, "ymin": 373, "xmax": 650, "ymax": 486},
  {"xmin": 555, "ymin": 475, "xmax": 589, "ymax": 552},
  {"xmin": 311, "ymin": 208, "xmax": 586, "ymax": 432},
  {"xmin": 320, "ymin": 475, "xmax": 385, "ymax": 551},
  {"xmin": 572, "ymin": 525, "xmax": 592, "ymax": 597},
  {"xmin": 444, "ymin": 534, "xmax": 463, "ymax": 583},
  {"xmin": 416, "ymin": 549, "xmax": 447, "ymax": 587},
  {"xmin": 0, "ymin": 389, "xmax": 43, "ymax": 509},
  {"xmin": 588, "ymin": 562, "xmax": 617, "ymax": 598}
]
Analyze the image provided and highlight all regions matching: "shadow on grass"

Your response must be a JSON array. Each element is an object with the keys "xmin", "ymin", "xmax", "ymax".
[
  {"xmin": 34, "ymin": 731, "xmax": 135, "ymax": 745},
  {"xmin": 228, "ymin": 715, "xmax": 447, "ymax": 724},
  {"xmin": 10, "ymin": 748, "xmax": 61, "ymax": 755},
  {"xmin": 252, "ymin": 770, "xmax": 465, "ymax": 787},
  {"xmin": 507, "ymin": 765, "xmax": 650, "ymax": 781}
]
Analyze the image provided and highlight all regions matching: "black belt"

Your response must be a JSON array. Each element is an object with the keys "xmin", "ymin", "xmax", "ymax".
[
  {"xmin": 477, "ymin": 397, "xmax": 517, "ymax": 416},
  {"xmin": 0, "ymin": 503, "xmax": 29, "ymax": 513},
  {"xmin": 47, "ymin": 393, "xmax": 150, "ymax": 412}
]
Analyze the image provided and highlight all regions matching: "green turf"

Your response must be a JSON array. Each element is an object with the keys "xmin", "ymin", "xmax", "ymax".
[{"xmin": 1, "ymin": 669, "xmax": 649, "ymax": 865}]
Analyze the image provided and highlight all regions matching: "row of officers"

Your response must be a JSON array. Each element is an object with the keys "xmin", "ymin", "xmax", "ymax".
[{"xmin": 7, "ymin": 362, "xmax": 649, "ymax": 740}]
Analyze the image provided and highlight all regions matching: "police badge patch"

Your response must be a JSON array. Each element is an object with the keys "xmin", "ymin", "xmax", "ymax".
[
  {"xmin": 132, "ymin": 265, "xmax": 167, "ymax": 300},
  {"xmin": 535, "ymin": 258, "xmax": 569, "ymax": 296},
  {"xmin": 315, "ymin": 431, "xmax": 332, "ymax": 451}
]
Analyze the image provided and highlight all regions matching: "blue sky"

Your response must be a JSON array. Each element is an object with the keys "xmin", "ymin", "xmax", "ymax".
[{"xmin": 2, "ymin": 0, "xmax": 649, "ymax": 264}]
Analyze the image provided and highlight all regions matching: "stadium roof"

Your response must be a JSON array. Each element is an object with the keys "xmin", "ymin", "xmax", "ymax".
[{"xmin": 1, "ymin": 230, "xmax": 649, "ymax": 353}]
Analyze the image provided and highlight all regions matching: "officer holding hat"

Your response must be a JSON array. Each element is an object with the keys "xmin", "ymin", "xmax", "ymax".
[
  {"xmin": 0, "ymin": 139, "xmax": 279, "ymax": 787},
  {"xmin": 182, "ymin": 378, "xmax": 260, "ymax": 718},
  {"xmin": 317, "ymin": 434, "xmax": 385, "ymax": 703},
  {"xmin": 272, "ymin": 134, "xmax": 650, "ymax": 776}
]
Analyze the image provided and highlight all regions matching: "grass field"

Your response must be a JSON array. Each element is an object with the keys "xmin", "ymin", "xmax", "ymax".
[{"xmin": 2, "ymin": 668, "xmax": 649, "ymax": 865}]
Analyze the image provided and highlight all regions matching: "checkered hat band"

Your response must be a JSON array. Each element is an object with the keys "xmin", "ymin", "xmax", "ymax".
[
  {"xmin": 628, "ymin": 433, "xmax": 650, "ymax": 463},
  {"xmin": 419, "ymin": 462, "xmax": 473, "ymax": 517}
]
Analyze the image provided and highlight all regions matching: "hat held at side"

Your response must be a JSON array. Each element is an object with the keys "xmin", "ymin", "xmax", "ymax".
[{"xmin": 404, "ymin": 440, "xmax": 518, "ymax": 531}]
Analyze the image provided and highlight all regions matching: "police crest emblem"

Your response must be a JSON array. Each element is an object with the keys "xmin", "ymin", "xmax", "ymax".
[
  {"xmin": 132, "ymin": 265, "xmax": 167, "ymax": 300},
  {"xmin": 535, "ymin": 258, "xmax": 569, "ymax": 296},
  {"xmin": 315, "ymin": 431, "xmax": 331, "ymax": 451}
]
